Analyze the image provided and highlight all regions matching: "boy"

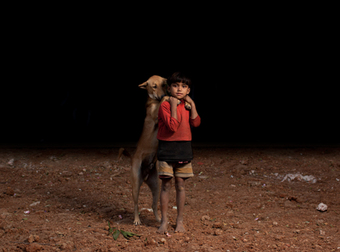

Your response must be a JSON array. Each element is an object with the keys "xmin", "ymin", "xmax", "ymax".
[{"xmin": 157, "ymin": 72, "xmax": 201, "ymax": 233}]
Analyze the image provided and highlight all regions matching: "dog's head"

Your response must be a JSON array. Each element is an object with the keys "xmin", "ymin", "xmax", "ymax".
[{"xmin": 138, "ymin": 75, "xmax": 167, "ymax": 100}]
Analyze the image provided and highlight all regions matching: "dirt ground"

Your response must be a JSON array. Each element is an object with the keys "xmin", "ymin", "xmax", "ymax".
[{"xmin": 0, "ymin": 147, "xmax": 339, "ymax": 251}]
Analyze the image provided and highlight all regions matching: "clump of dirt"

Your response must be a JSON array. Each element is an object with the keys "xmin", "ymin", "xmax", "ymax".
[{"xmin": 0, "ymin": 147, "xmax": 339, "ymax": 251}]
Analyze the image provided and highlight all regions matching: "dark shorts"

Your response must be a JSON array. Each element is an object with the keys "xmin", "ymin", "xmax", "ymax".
[{"xmin": 157, "ymin": 140, "xmax": 193, "ymax": 162}]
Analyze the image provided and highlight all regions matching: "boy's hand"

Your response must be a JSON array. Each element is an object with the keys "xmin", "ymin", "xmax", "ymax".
[
  {"xmin": 169, "ymin": 96, "xmax": 179, "ymax": 107},
  {"xmin": 184, "ymin": 95, "xmax": 194, "ymax": 105},
  {"xmin": 184, "ymin": 95, "xmax": 198, "ymax": 119},
  {"xmin": 169, "ymin": 96, "xmax": 179, "ymax": 120}
]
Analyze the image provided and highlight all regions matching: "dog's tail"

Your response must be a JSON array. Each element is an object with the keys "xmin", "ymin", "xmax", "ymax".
[{"xmin": 118, "ymin": 148, "xmax": 132, "ymax": 160}]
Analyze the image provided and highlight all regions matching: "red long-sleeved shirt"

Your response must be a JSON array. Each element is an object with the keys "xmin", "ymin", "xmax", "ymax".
[{"xmin": 157, "ymin": 100, "xmax": 201, "ymax": 141}]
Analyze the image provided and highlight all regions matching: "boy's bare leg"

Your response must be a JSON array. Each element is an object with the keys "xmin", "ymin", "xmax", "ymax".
[
  {"xmin": 175, "ymin": 177, "xmax": 186, "ymax": 233},
  {"xmin": 157, "ymin": 178, "xmax": 172, "ymax": 234}
]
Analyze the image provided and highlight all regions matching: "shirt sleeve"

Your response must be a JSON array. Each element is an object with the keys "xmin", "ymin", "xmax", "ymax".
[
  {"xmin": 190, "ymin": 115, "xmax": 201, "ymax": 127},
  {"xmin": 158, "ymin": 102, "xmax": 180, "ymax": 132}
]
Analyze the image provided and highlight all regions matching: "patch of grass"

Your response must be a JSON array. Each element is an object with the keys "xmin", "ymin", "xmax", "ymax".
[{"xmin": 108, "ymin": 222, "xmax": 141, "ymax": 240}]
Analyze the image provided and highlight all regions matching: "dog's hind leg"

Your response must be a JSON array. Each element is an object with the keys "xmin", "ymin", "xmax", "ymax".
[
  {"xmin": 145, "ymin": 161, "xmax": 161, "ymax": 222},
  {"xmin": 131, "ymin": 159, "xmax": 143, "ymax": 225}
]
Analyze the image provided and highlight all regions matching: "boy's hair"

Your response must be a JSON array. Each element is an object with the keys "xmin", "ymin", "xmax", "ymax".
[{"xmin": 168, "ymin": 72, "xmax": 192, "ymax": 87}]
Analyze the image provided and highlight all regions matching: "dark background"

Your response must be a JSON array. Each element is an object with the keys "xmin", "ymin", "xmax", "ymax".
[{"xmin": 2, "ymin": 13, "xmax": 338, "ymax": 147}]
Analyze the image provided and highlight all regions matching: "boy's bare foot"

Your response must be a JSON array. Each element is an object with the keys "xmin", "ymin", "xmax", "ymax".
[
  {"xmin": 157, "ymin": 220, "xmax": 168, "ymax": 234},
  {"xmin": 175, "ymin": 220, "xmax": 186, "ymax": 233}
]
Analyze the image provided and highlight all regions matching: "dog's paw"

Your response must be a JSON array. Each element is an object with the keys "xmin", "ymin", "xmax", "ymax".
[
  {"xmin": 133, "ymin": 218, "xmax": 142, "ymax": 225},
  {"xmin": 184, "ymin": 101, "xmax": 192, "ymax": 110},
  {"xmin": 161, "ymin": 96, "xmax": 181, "ymax": 105},
  {"xmin": 154, "ymin": 212, "xmax": 161, "ymax": 223}
]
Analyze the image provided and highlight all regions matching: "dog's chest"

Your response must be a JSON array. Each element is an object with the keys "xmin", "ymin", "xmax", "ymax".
[
  {"xmin": 149, "ymin": 103, "xmax": 158, "ymax": 118},
  {"xmin": 150, "ymin": 103, "xmax": 157, "ymax": 113},
  {"xmin": 150, "ymin": 104, "xmax": 159, "ymax": 124}
]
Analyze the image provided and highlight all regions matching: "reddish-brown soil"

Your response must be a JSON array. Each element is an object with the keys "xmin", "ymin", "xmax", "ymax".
[{"xmin": 1, "ymin": 147, "xmax": 339, "ymax": 251}]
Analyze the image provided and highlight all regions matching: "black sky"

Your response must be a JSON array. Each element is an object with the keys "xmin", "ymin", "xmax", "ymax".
[{"xmin": 2, "ymin": 19, "xmax": 338, "ymax": 146}]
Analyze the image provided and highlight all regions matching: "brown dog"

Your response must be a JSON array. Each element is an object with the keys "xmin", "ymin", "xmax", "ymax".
[
  {"xmin": 130, "ymin": 75, "xmax": 166, "ymax": 225},
  {"xmin": 130, "ymin": 75, "xmax": 191, "ymax": 225}
]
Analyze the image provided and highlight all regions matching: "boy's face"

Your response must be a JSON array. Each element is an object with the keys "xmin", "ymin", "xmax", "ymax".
[{"xmin": 168, "ymin": 82, "xmax": 190, "ymax": 100}]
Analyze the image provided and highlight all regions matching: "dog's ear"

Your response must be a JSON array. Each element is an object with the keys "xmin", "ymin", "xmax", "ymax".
[
  {"xmin": 163, "ymin": 78, "xmax": 171, "ymax": 95},
  {"xmin": 138, "ymin": 81, "xmax": 148, "ymax": 89},
  {"xmin": 163, "ymin": 78, "xmax": 168, "ymax": 89}
]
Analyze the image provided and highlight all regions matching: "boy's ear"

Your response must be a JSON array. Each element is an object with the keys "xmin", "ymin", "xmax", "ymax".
[
  {"xmin": 138, "ymin": 81, "xmax": 148, "ymax": 89},
  {"xmin": 166, "ymin": 85, "xmax": 171, "ymax": 96}
]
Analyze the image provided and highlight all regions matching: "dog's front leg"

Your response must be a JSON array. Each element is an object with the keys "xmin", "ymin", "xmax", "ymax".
[
  {"xmin": 184, "ymin": 101, "xmax": 191, "ymax": 110},
  {"xmin": 131, "ymin": 159, "xmax": 143, "ymax": 225},
  {"xmin": 161, "ymin": 96, "xmax": 191, "ymax": 110}
]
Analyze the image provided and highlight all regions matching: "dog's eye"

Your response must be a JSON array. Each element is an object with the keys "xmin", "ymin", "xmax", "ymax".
[{"xmin": 152, "ymin": 85, "xmax": 157, "ymax": 88}]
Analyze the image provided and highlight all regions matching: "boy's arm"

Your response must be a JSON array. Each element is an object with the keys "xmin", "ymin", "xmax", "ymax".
[
  {"xmin": 169, "ymin": 96, "xmax": 178, "ymax": 120},
  {"xmin": 184, "ymin": 95, "xmax": 198, "ymax": 119},
  {"xmin": 184, "ymin": 95, "xmax": 201, "ymax": 127},
  {"xmin": 159, "ymin": 101, "xmax": 180, "ymax": 132}
]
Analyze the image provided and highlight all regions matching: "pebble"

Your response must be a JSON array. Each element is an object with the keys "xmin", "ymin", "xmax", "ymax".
[
  {"xmin": 213, "ymin": 222, "xmax": 222, "ymax": 229},
  {"xmin": 247, "ymin": 181, "xmax": 261, "ymax": 187},
  {"xmin": 145, "ymin": 238, "xmax": 157, "ymax": 246},
  {"xmin": 28, "ymin": 234, "xmax": 40, "ymax": 243},
  {"xmin": 61, "ymin": 242, "xmax": 74, "ymax": 250},
  {"xmin": 7, "ymin": 159, "xmax": 15, "ymax": 166},
  {"xmin": 201, "ymin": 215, "xmax": 210, "ymax": 221},
  {"xmin": 26, "ymin": 243, "xmax": 43, "ymax": 252},
  {"xmin": 30, "ymin": 201, "xmax": 40, "ymax": 207},
  {"xmin": 240, "ymin": 159, "xmax": 248, "ymax": 165},
  {"xmin": 281, "ymin": 173, "xmax": 317, "ymax": 183},
  {"xmin": 316, "ymin": 203, "xmax": 328, "ymax": 212},
  {"xmin": 214, "ymin": 229, "xmax": 223, "ymax": 236},
  {"xmin": 274, "ymin": 235, "xmax": 285, "ymax": 241}
]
